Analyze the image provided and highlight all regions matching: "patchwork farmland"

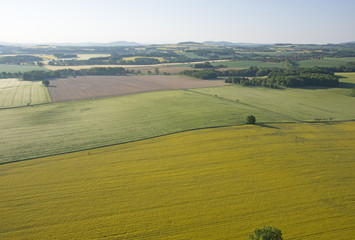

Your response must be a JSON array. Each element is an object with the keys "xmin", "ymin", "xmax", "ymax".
[
  {"xmin": 48, "ymin": 75, "xmax": 229, "ymax": 102},
  {"xmin": 1, "ymin": 40, "xmax": 355, "ymax": 240}
]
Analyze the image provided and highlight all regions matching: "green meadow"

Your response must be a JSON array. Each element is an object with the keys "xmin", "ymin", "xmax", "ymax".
[
  {"xmin": 297, "ymin": 57, "xmax": 355, "ymax": 68},
  {"xmin": 0, "ymin": 64, "xmax": 48, "ymax": 73}
]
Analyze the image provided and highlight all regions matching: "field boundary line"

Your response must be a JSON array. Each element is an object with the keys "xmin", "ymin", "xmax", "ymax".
[
  {"xmin": 2, "ymin": 120, "xmax": 354, "ymax": 166},
  {"xmin": 185, "ymin": 89, "xmax": 304, "ymax": 123},
  {"xmin": 0, "ymin": 122, "xmax": 300, "ymax": 166},
  {"xmin": 0, "ymin": 101, "xmax": 52, "ymax": 110}
]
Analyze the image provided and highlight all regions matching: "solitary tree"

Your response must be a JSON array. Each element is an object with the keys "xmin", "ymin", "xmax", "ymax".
[
  {"xmin": 42, "ymin": 79, "xmax": 49, "ymax": 87},
  {"xmin": 249, "ymin": 226, "xmax": 283, "ymax": 240},
  {"xmin": 154, "ymin": 68, "xmax": 159, "ymax": 74},
  {"xmin": 246, "ymin": 115, "xmax": 256, "ymax": 124}
]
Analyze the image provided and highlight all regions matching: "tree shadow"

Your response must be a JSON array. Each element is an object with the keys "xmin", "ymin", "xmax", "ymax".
[
  {"xmin": 256, "ymin": 123, "xmax": 280, "ymax": 129},
  {"xmin": 339, "ymin": 82, "xmax": 355, "ymax": 88}
]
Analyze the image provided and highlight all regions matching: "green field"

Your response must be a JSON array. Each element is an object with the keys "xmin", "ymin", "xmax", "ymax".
[
  {"xmin": 0, "ymin": 79, "xmax": 51, "ymax": 108},
  {"xmin": 0, "ymin": 90, "xmax": 288, "ymax": 163},
  {"xmin": 193, "ymin": 73, "xmax": 355, "ymax": 122},
  {"xmin": 177, "ymin": 52, "xmax": 209, "ymax": 59},
  {"xmin": 0, "ymin": 122, "xmax": 354, "ymax": 239},
  {"xmin": 296, "ymin": 57, "xmax": 355, "ymax": 68},
  {"xmin": 0, "ymin": 64, "xmax": 48, "ymax": 73}
]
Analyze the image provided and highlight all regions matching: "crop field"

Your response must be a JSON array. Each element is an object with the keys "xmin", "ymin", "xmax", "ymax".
[
  {"xmin": 193, "ymin": 74, "xmax": 355, "ymax": 122},
  {"xmin": 297, "ymin": 57, "xmax": 355, "ymax": 68},
  {"xmin": 126, "ymin": 65, "xmax": 194, "ymax": 74},
  {"xmin": 0, "ymin": 78, "xmax": 51, "ymax": 108},
  {"xmin": 210, "ymin": 60, "xmax": 286, "ymax": 69},
  {"xmin": 76, "ymin": 54, "xmax": 111, "ymax": 60},
  {"xmin": 122, "ymin": 56, "xmax": 165, "ymax": 62},
  {"xmin": 0, "ymin": 89, "xmax": 289, "ymax": 163},
  {"xmin": 0, "ymin": 122, "xmax": 354, "ymax": 239},
  {"xmin": 177, "ymin": 52, "xmax": 209, "ymax": 59},
  {"xmin": 0, "ymin": 64, "xmax": 47, "ymax": 73},
  {"xmin": 48, "ymin": 75, "xmax": 228, "ymax": 102}
]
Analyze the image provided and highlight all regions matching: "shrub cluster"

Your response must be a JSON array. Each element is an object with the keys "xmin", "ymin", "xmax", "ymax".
[
  {"xmin": 193, "ymin": 62, "xmax": 214, "ymax": 68},
  {"xmin": 180, "ymin": 69, "xmax": 218, "ymax": 79},
  {"xmin": 224, "ymin": 66, "xmax": 340, "ymax": 88}
]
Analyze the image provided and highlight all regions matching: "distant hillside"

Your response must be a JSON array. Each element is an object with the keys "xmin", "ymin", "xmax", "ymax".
[
  {"xmin": 203, "ymin": 41, "xmax": 262, "ymax": 46},
  {"xmin": 178, "ymin": 41, "xmax": 202, "ymax": 45},
  {"xmin": 103, "ymin": 41, "xmax": 141, "ymax": 46}
]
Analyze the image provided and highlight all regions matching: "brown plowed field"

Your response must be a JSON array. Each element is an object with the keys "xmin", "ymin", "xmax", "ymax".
[{"xmin": 48, "ymin": 75, "xmax": 229, "ymax": 102}]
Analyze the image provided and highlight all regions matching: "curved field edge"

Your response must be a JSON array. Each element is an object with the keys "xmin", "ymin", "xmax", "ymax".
[
  {"xmin": 0, "ymin": 122, "xmax": 354, "ymax": 239},
  {"xmin": 0, "ymin": 89, "xmax": 291, "ymax": 163}
]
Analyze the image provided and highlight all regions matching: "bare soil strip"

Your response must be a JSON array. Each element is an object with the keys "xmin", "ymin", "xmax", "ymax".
[{"xmin": 48, "ymin": 75, "xmax": 229, "ymax": 102}]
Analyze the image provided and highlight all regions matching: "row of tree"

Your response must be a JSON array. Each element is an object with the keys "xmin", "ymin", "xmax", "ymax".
[
  {"xmin": 22, "ymin": 67, "xmax": 128, "ymax": 81},
  {"xmin": 0, "ymin": 55, "xmax": 43, "ymax": 64},
  {"xmin": 47, "ymin": 53, "xmax": 201, "ymax": 66},
  {"xmin": 0, "ymin": 71, "xmax": 23, "ymax": 78},
  {"xmin": 224, "ymin": 67, "xmax": 339, "ymax": 87},
  {"xmin": 180, "ymin": 64, "xmax": 345, "ymax": 87},
  {"xmin": 53, "ymin": 53, "xmax": 78, "ymax": 59},
  {"xmin": 193, "ymin": 62, "xmax": 215, "ymax": 68},
  {"xmin": 180, "ymin": 69, "xmax": 218, "ymax": 79}
]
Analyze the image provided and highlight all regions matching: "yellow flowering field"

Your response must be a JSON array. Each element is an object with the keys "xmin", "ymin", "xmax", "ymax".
[{"xmin": 0, "ymin": 122, "xmax": 354, "ymax": 239}]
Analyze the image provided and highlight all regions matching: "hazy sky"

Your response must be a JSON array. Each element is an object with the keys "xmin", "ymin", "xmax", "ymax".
[{"xmin": 1, "ymin": 0, "xmax": 355, "ymax": 44}]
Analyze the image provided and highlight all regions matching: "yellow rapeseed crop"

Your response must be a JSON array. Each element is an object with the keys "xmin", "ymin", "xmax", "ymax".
[
  {"xmin": 39, "ymin": 54, "xmax": 57, "ymax": 60},
  {"xmin": 0, "ymin": 122, "xmax": 354, "ymax": 239}
]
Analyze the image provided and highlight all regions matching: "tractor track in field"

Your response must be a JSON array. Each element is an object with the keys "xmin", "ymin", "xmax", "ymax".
[{"xmin": 185, "ymin": 89, "xmax": 305, "ymax": 123}]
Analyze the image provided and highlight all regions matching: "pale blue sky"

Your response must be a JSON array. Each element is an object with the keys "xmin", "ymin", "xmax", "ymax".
[{"xmin": 1, "ymin": 0, "xmax": 355, "ymax": 44}]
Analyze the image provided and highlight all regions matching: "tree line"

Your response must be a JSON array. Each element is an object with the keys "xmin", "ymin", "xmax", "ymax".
[
  {"xmin": 54, "ymin": 53, "xmax": 78, "ymax": 59},
  {"xmin": 48, "ymin": 53, "xmax": 201, "ymax": 66},
  {"xmin": 179, "ymin": 69, "xmax": 218, "ymax": 79},
  {"xmin": 180, "ymin": 63, "xmax": 355, "ymax": 88},
  {"xmin": 225, "ymin": 67, "xmax": 339, "ymax": 88},
  {"xmin": 0, "ymin": 55, "xmax": 43, "ymax": 64},
  {"xmin": 21, "ymin": 67, "xmax": 128, "ymax": 81}
]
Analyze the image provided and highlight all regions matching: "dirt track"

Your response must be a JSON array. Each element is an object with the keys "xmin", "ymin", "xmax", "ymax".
[{"xmin": 48, "ymin": 75, "xmax": 229, "ymax": 102}]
